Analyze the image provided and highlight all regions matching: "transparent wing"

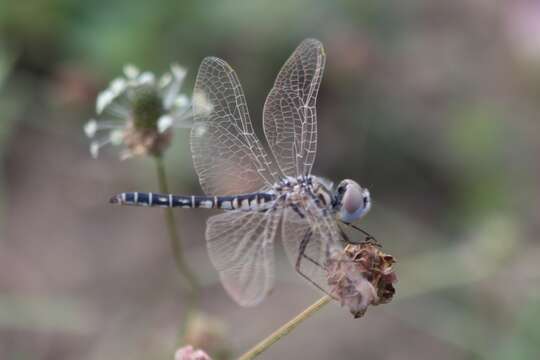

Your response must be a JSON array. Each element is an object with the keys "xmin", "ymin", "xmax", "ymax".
[
  {"xmin": 263, "ymin": 39, "xmax": 326, "ymax": 178},
  {"xmin": 192, "ymin": 57, "xmax": 279, "ymax": 196},
  {"xmin": 206, "ymin": 209, "xmax": 280, "ymax": 306},
  {"xmin": 281, "ymin": 201, "xmax": 342, "ymax": 294}
]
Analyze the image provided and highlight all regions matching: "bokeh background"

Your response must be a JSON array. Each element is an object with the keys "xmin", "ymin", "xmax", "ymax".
[{"xmin": 1, "ymin": 0, "xmax": 539, "ymax": 359}]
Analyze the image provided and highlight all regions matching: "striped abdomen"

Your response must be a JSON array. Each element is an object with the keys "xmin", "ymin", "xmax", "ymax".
[{"xmin": 110, "ymin": 192, "xmax": 276, "ymax": 211}]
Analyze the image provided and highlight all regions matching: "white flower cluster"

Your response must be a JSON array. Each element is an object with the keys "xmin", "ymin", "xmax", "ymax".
[{"xmin": 84, "ymin": 64, "xmax": 192, "ymax": 158}]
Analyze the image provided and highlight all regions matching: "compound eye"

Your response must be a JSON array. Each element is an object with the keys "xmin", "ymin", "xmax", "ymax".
[{"xmin": 342, "ymin": 186, "xmax": 363, "ymax": 213}]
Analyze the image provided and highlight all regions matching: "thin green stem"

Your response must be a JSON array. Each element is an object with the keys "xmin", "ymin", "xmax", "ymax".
[
  {"xmin": 154, "ymin": 156, "xmax": 200, "ymax": 334},
  {"xmin": 238, "ymin": 296, "xmax": 332, "ymax": 360}
]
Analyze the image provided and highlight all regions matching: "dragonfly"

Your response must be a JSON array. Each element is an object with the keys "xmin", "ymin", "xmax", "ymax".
[{"xmin": 111, "ymin": 39, "xmax": 372, "ymax": 306}]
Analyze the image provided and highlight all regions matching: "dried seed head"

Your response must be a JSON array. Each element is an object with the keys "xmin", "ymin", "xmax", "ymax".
[{"xmin": 326, "ymin": 243, "xmax": 397, "ymax": 318}]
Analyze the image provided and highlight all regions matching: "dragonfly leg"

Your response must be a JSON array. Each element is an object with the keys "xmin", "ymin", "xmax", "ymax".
[
  {"xmin": 290, "ymin": 203, "xmax": 305, "ymax": 219},
  {"xmin": 341, "ymin": 222, "xmax": 380, "ymax": 245},
  {"xmin": 295, "ymin": 230, "xmax": 336, "ymax": 299},
  {"xmin": 295, "ymin": 230, "xmax": 312, "ymax": 270},
  {"xmin": 338, "ymin": 225, "xmax": 351, "ymax": 244}
]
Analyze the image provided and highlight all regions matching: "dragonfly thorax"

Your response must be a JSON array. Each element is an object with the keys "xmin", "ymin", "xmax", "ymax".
[{"xmin": 273, "ymin": 175, "xmax": 335, "ymax": 210}]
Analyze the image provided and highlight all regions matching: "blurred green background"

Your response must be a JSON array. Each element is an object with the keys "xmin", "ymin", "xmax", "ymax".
[{"xmin": 1, "ymin": 0, "xmax": 539, "ymax": 359}]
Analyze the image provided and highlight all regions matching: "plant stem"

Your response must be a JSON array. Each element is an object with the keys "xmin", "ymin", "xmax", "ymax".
[
  {"xmin": 238, "ymin": 296, "xmax": 332, "ymax": 360},
  {"xmin": 154, "ymin": 156, "xmax": 200, "ymax": 330}
]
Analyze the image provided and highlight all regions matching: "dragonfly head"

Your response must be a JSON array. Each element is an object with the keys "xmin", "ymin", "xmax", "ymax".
[{"xmin": 334, "ymin": 179, "xmax": 371, "ymax": 223}]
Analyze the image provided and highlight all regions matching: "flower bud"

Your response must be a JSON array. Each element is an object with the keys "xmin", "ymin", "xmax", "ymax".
[
  {"xmin": 132, "ymin": 86, "xmax": 164, "ymax": 130},
  {"xmin": 174, "ymin": 345, "xmax": 212, "ymax": 360}
]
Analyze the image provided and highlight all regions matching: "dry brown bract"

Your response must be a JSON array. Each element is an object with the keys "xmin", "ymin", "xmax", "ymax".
[
  {"xmin": 122, "ymin": 121, "xmax": 173, "ymax": 159},
  {"xmin": 326, "ymin": 243, "xmax": 397, "ymax": 318}
]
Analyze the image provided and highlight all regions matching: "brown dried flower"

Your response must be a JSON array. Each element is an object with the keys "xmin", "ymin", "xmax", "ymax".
[
  {"xmin": 326, "ymin": 242, "xmax": 397, "ymax": 318},
  {"xmin": 122, "ymin": 120, "xmax": 173, "ymax": 158}
]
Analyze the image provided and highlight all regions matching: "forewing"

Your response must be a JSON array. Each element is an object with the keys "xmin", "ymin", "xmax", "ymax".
[
  {"xmin": 263, "ymin": 39, "xmax": 326, "ymax": 178},
  {"xmin": 192, "ymin": 57, "xmax": 279, "ymax": 196},
  {"xmin": 206, "ymin": 210, "xmax": 280, "ymax": 306},
  {"xmin": 281, "ymin": 201, "xmax": 342, "ymax": 294}
]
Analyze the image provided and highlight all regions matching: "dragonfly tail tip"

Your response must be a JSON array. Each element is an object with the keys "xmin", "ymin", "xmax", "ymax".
[{"xmin": 109, "ymin": 194, "xmax": 122, "ymax": 204}]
